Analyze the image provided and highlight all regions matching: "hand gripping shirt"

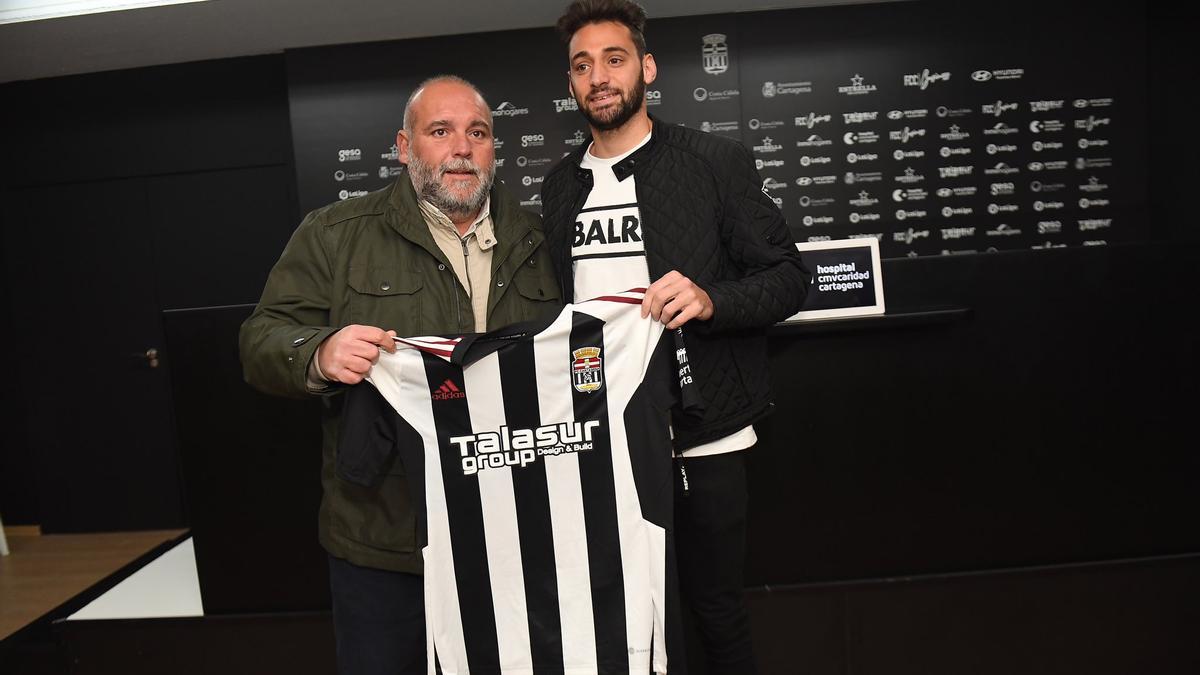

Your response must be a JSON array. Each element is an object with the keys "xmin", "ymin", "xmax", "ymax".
[{"xmin": 337, "ymin": 290, "xmax": 700, "ymax": 675}]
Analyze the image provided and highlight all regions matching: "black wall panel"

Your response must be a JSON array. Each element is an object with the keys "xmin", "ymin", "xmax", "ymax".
[
  {"xmin": 0, "ymin": 55, "xmax": 297, "ymax": 531},
  {"xmin": 750, "ymin": 241, "xmax": 1197, "ymax": 585},
  {"xmin": 1, "ymin": 56, "xmax": 293, "ymax": 187}
]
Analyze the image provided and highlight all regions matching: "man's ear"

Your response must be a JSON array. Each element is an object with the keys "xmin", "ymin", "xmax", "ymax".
[
  {"xmin": 643, "ymin": 52, "xmax": 657, "ymax": 86},
  {"xmin": 396, "ymin": 129, "xmax": 410, "ymax": 165}
]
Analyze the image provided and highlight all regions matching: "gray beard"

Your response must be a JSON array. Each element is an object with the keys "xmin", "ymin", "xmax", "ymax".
[{"xmin": 406, "ymin": 153, "xmax": 494, "ymax": 222}]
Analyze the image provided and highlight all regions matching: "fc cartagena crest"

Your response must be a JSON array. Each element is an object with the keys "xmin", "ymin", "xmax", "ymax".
[
  {"xmin": 702, "ymin": 34, "xmax": 728, "ymax": 75},
  {"xmin": 572, "ymin": 347, "xmax": 603, "ymax": 393}
]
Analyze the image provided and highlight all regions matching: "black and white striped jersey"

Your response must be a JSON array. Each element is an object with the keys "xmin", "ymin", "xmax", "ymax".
[{"xmin": 340, "ymin": 290, "xmax": 695, "ymax": 675}]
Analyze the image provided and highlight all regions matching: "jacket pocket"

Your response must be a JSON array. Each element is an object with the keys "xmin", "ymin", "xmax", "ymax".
[
  {"xmin": 347, "ymin": 266, "xmax": 423, "ymax": 332},
  {"xmin": 513, "ymin": 264, "xmax": 560, "ymax": 304}
]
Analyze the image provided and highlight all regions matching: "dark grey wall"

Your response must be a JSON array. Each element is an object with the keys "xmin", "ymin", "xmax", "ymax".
[{"xmin": 0, "ymin": 55, "xmax": 299, "ymax": 531}]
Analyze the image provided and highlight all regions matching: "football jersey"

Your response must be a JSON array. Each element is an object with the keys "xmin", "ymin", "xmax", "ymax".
[{"xmin": 338, "ymin": 290, "xmax": 698, "ymax": 675}]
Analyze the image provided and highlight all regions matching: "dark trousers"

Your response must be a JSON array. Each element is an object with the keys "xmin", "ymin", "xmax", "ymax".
[
  {"xmin": 674, "ymin": 451, "xmax": 757, "ymax": 675},
  {"xmin": 328, "ymin": 555, "xmax": 426, "ymax": 675}
]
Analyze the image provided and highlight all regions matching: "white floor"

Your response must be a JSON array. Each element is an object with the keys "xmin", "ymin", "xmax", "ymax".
[{"xmin": 67, "ymin": 536, "xmax": 204, "ymax": 620}]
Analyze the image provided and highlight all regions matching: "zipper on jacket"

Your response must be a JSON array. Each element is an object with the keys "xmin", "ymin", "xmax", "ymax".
[{"xmin": 459, "ymin": 235, "xmax": 474, "ymax": 331}]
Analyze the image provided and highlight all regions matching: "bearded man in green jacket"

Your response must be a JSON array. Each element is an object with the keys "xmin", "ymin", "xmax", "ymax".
[{"xmin": 239, "ymin": 75, "xmax": 560, "ymax": 675}]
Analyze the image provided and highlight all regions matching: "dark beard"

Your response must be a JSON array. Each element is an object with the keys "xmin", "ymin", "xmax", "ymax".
[{"xmin": 576, "ymin": 74, "xmax": 646, "ymax": 132}]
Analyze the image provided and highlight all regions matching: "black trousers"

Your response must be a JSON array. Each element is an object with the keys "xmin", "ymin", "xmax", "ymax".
[
  {"xmin": 674, "ymin": 451, "xmax": 757, "ymax": 675},
  {"xmin": 328, "ymin": 555, "xmax": 425, "ymax": 675}
]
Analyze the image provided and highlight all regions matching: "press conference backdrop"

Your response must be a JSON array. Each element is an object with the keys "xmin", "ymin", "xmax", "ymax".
[{"xmin": 287, "ymin": 2, "xmax": 1145, "ymax": 259}]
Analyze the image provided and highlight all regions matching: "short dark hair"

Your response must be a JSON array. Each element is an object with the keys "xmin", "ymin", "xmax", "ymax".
[{"xmin": 556, "ymin": 0, "xmax": 648, "ymax": 59}]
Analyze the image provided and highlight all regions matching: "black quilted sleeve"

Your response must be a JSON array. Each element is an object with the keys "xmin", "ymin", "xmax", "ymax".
[{"xmin": 703, "ymin": 139, "xmax": 811, "ymax": 331}]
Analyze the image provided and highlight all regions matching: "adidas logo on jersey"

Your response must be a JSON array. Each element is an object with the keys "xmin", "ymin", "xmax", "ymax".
[{"xmin": 432, "ymin": 379, "xmax": 466, "ymax": 400}]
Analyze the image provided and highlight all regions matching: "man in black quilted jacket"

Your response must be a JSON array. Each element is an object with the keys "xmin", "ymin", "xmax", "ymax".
[{"xmin": 544, "ymin": 2, "xmax": 811, "ymax": 673}]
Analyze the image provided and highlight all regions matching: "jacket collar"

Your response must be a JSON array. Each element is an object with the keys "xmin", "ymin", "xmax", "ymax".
[
  {"xmin": 570, "ymin": 114, "xmax": 666, "ymax": 184},
  {"xmin": 384, "ymin": 172, "xmax": 529, "ymax": 266}
]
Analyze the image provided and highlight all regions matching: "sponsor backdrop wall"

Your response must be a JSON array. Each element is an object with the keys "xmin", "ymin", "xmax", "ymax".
[{"xmin": 288, "ymin": 2, "xmax": 1145, "ymax": 259}]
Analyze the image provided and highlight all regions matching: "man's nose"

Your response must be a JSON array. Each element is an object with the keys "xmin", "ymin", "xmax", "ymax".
[
  {"xmin": 451, "ymin": 132, "xmax": 472, "ymax": 157},
  {"xmin": 589, "ymin": 64, "xmax": 609, "ymax": 89}
]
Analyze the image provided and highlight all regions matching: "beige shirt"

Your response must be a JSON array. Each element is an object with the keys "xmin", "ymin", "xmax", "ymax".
[
  {"xmin": 417, "ymin": 196, "xmax": 495, "ymax": 333},
  {"xmin": 309, "ymin": 197, "xmax": 494, "ymax": 388}
]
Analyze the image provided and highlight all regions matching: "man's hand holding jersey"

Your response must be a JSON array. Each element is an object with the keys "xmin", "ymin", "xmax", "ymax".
[
  {"xmin": 642, "ymin": 270, "xmax": 714, "ymax": 329},
  {"xmin": 316, "ymin": 325, "xmax": 398, "ymax": 385}
]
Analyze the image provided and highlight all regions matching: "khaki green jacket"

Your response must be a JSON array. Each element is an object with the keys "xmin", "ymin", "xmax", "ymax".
[{"xmin": 239, "ymin": 178, "xmax": 560, "ymax": 573}]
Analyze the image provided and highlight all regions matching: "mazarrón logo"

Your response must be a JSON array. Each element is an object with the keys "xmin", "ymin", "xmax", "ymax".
[
  {"xmin": 982, "ymin": 122, "xmax": 1018, "ymax": 136},
  {"xmin": 432, "ymin": 379, "xmax": 466, "ymax": 401},
  {"xmin": 702, "ymin": 34, "xmax": 729, "ymax": 75},
  {"xmin": 572, "ymin": 347, "xmax": 603, "ymax": 393},
  {"xmin": 492, "ymin": 101, "xmax": 530, "ymax": 117},
  {"xmin": 797, "ymin": 134, "xmax": 832, "ymax": 148}
]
